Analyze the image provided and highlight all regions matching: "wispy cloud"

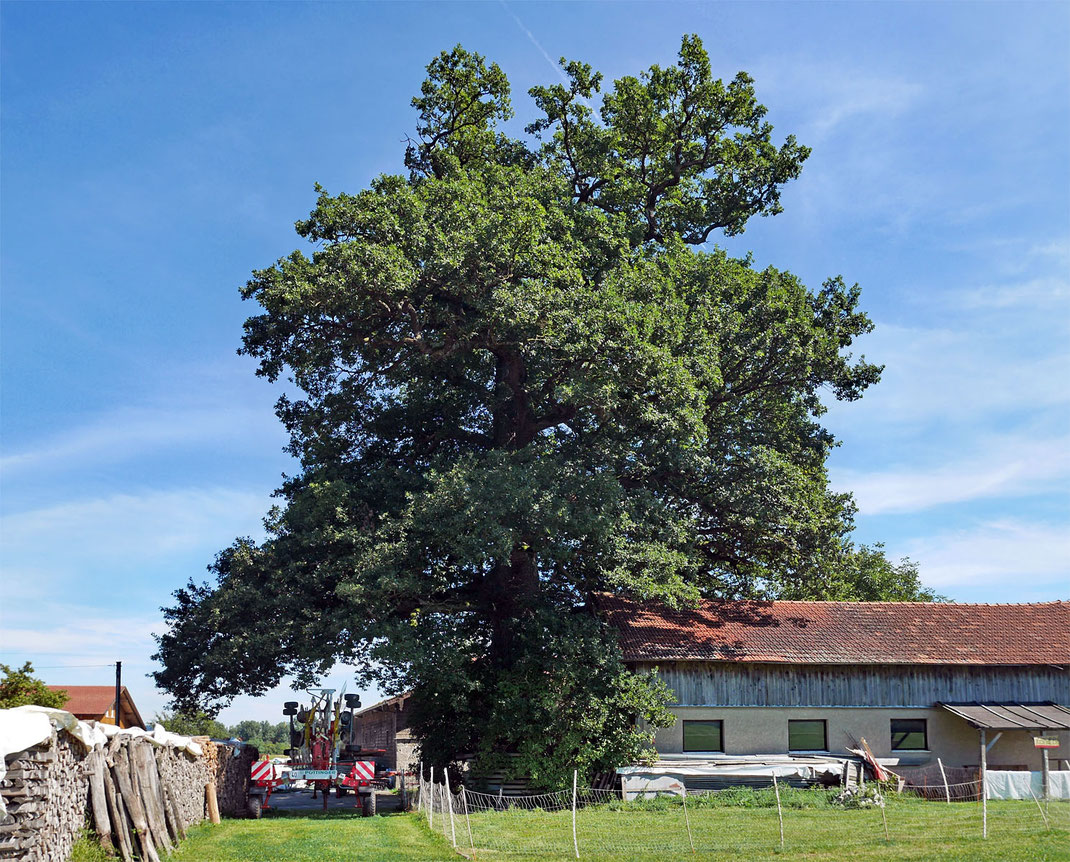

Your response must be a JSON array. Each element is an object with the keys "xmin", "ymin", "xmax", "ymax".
[
  {"xmin": 898, "ymin": 520, "xmax": 1070, "ymax": 597},
  {"xmin": 956, "ymin": 274, "xmax": 1070, "ymax": 310},
  {"xmin": 835, "ymin": 433, "xmax": 1070, "ymax": 515},
  {"xmin": 826, "ymin": 322, "xmax": 1070, "ymax": 431},
  {"xmin": 1, "ymin": 404, "xmax": 286, "ymax": 475},
  {"xmin": 2, "ymin": 485, "xmax": 269, "ymax": 594}
]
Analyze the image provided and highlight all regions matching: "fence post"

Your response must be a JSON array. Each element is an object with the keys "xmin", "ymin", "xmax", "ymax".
[
  {"xmin": 462, "ymin": 785, "xmax": 477, "ymax": 860},
  {"xmin": 572, "ymin": 769, "xmax": 580, "ymax": 859},
  {"xmin": 416, "ymin": 761, "xmax": 421, "ymax": 814},
  {"xmin": 980, "ymin": 730, "xmax": 987, "ymax": 839},
  {"xmin": 429, "ymin": 765, "xmax": 434, "ymax": 830},
  {"xmin": 937, "ymin": 758, "xmax": 950, "ymax": 804},
  {"xmin": 444, "ymin": 769, "xmax": 457, "ymax": 847},
  {"xmin": 772, "ymin": 775, "xmax": 784, "ymax": 849},
  {"xmin": 681, "ymin": 786, "xmax": 695, "ymax": 854},
  {"xmin": 1042, "ymin": 749, "xmax": 1050, "ymax": 800},
  {"xmin": 880, "ymin": 789, "xmax": 889, "ymax": 842}
]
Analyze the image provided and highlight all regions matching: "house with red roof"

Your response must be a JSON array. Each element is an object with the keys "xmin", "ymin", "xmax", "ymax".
[
  {"xmin": 46, "ymin": 685, "xmax": 145, "ymax": 729},
  {"xmin": 595, "ymin": 596, "xmax": 1070, "ymax": 774}
]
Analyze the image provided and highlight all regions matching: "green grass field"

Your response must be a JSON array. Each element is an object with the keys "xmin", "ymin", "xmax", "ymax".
[{"xmin": 72, "ymin": 797, "xmax": 1070, "ymax": 861}]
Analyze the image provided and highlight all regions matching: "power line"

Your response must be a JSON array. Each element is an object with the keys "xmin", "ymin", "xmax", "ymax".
[{"xmin": 14, "ymin": 663, "xmax": 118, "ymax": 669}]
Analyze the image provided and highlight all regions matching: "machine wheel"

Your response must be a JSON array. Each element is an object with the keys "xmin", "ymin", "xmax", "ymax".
[
  {"xmin": 336, "ymin": 785, "xmax": 347, "ymax": 797},
  {"xmin": 362, "ymin": 791, "xmax": 376, "ymax": 817},
  {"xmin": 247, "ymin": 795, "xmax": 263, "ymax": 819}
]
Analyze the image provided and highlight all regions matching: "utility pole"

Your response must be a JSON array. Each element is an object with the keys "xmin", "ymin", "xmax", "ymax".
[{"xmin": 114, "ymin": 662, "xmax": 122, "ymax": 728}]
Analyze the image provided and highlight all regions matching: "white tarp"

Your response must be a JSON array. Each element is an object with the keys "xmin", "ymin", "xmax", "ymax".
[
  {"xmin": 619, "ymin": 759, "xmax": 845, "ymax": 799},
  {"xmin": 0, "ymin": 705, "xmax": 202, "ymax": 815},
  {"xmin": 985, "ymin": 770, "xmax": 1070, "ymax": 800}
]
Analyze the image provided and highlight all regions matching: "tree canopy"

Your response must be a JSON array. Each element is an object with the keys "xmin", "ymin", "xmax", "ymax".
[
  {"xmin": 0, "ymin": 662, "xmax": 68, "ymax": 710},
  {"xmin": 155, "ymin": 36, "xmax": 926, "ymax": 787}
]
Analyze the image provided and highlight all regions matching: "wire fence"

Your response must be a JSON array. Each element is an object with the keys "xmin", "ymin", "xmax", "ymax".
[{"xmin": 413, "ymin": 770, "xmax": 1070, "ymax": 859}]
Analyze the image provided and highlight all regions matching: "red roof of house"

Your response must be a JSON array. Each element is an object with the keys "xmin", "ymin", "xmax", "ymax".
[
  {"xmin": 594, "ymin": 595, "xmax": 1070, "ymax": 665},
  {"xmin": 46, "ymin": 685, "xmax": 144, "ymax": 728}
]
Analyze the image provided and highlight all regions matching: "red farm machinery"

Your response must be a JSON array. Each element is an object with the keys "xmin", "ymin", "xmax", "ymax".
[{"xmin": 247, "ymin": 688, "xmax": 396, "ymax": 816}]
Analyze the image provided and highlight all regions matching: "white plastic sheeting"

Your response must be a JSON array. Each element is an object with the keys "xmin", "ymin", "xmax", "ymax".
[
  {"xmin": 0, "ymin": 705, "xmax": 202, "ymax": 815},
  {"xmin": 619, "ymin": 758, "xmax": 846, "ymax": 799},
  {"xmin": 985, "ymin": 770, "xmax": 1070, "ymax": 800}
]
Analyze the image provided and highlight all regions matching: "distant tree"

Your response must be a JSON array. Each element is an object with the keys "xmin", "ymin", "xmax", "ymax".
[
  {"xmin": 225, "ymin": 720, "xmax": 290, "ymax": 754},
  {"xmin": 0, "ymin": 662, "xmax": 68, "ymax": 709},
  {"xmin": 154, "ymin": 710, "xmax": 228, "ymax": 738},
  {"xmin": 837, "ymin": 545, "xmax": 944, "ymax": 602}
]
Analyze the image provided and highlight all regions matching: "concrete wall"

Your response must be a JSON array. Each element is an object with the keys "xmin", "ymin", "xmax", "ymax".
[{"xmin": 653, "ymin": 706, "xmax": 1070, "ymax": 770}]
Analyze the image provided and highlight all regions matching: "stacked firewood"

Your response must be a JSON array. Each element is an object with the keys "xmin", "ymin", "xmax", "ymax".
[
  {"xmin": 198, "ymin": 739, "xmax": 256, "ymax": 817},
  {"xmin": 84, "ymin": 734, "xmax": 200, "ymax": 862},
  {"xmin": 0, "ymin": 732, "xmax": 88, "ymax": 861},
  {"xmin": 154, "ymin": 744, "xmax": 208, "ymax": 827}
]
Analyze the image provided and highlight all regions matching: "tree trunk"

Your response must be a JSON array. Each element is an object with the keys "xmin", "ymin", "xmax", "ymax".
[{"xmin": 488, "ymin": 544, "xmax": 539, "ymax": 668}]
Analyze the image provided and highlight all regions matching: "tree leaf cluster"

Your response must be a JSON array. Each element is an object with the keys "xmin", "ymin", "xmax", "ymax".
[{"xmin": 0, "ymin": 662, "xmax": 68, "ymax": 710}]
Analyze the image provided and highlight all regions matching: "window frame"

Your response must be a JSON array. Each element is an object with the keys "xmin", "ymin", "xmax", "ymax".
[
  {"xmin": 890, "ymin": 718, "xmax": 928, "ymax": 751},
  {"xmin": 682, "ymin": 719, "xmax": 725, "ymax": 753},
  {"xmin": 787, "ymin": 719, "xmax": 828, "ymax": 752}
]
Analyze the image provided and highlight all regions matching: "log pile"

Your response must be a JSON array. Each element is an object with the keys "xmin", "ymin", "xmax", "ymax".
[
  {"xmin": 84, "ymin": 734, "xmax": 203, "ymax": 862},
  {"xmin": 0, "ymin": 731, "xmax": 89, "ymax": 861},
  {"xmin": 153, "ymin": 744, "xmax": 208, "ymax": 827},
  {"xmin": 1, "ymin": 728, "xmax": 211, "ymax": 862},
  {"xmin": 199, "ymin": 739, "xmax": 257, "ymax": 817}
]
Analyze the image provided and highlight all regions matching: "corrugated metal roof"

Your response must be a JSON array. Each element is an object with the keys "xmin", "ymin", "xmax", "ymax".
[
  {"xmin": 940, "ymin": 702, "xmax": 1070, "ymax": 730},
  {"xmin": 593, "ymin": 594, "xmax": 1070, "ymax": 665}
]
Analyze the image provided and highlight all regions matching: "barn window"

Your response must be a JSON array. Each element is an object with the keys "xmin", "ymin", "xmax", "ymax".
[
  {"xmin": 682, "ymin": 720, "xmax": 724, "ymax": 752},
  {"xmin": 788, "ymin": 720, "xmax": 827, "ymax": 751},
  {"xmin": 891, "ymin": 719, "xmax": 928, "ymax": 750}
]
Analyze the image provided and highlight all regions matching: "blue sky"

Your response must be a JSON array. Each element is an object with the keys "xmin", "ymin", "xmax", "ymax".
[{"xmin": 1, "ymin": 1, "xmax": 1067, "ymax": 724}]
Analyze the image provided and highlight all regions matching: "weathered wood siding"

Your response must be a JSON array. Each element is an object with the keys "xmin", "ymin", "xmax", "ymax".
[{"xmin": 635, "ymin": 662, "xmax": 1070, "ymax": 707}]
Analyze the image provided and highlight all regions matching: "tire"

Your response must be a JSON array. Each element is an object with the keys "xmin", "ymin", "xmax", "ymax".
[
  {"xmin": 336, "ymin": 785, "xmax": 347, "ymax": 797},
  {"xmin": 247, "ymin": 795, "xmax": 263, "ymax": 819},
  {"xmin": 362, "ymin": 792, "xmax": 376, "ymax": 817}
]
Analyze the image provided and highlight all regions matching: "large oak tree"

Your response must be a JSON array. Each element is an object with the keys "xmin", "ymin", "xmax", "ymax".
[{"xmin": 155, "ymin": 37, "xmax": 925, "ymax": 787}]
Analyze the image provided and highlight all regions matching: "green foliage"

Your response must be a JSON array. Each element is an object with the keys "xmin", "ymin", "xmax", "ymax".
[
  {"xmin": 0, "ymin": 662, "xmax": 68, "ymax": 710},
  {"xmin": 154, "ymin": 710, "xmax": 228, "ymax": 739},
  {"xmin": 227, "ymin": 719, "xmax": 290, "ymax": 754},
  {"xmin": 777, "ymin": 544, "xmax": 944, "ymax": 602},
  {"xmin": 154, "ymin": 36, "xmax": 923, "ymax": 788}
]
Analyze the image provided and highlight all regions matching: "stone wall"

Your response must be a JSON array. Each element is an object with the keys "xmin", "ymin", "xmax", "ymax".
[{"xmin": 0, "ymin": 731, "xmax": 89, "ymax": 861}]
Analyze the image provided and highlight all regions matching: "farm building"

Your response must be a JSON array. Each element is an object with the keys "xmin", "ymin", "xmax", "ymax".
[
  {"xmin": 596, "ymin": 596, "xmax": 1070, "ymax": 776},
  {"xmin": 44, "ymin": 684, "xmax": 145, "ymax": 729},
  {"xmin": 348, "ymin": 691, "xmax": 417, "ymax": 772}
]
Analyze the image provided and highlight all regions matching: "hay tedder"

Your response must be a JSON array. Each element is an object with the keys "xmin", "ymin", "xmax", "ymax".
[{"xmin": 247, "ymin": 687, "xmax": 392, "ymax": 815}]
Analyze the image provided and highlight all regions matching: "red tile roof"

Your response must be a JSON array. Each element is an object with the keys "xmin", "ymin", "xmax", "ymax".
[
  {"xmin": 594, "ymin": 595, "xmax": 1070, "ymax": 665},
  {"xmin": 46, "ymin": 685, "xmax": 144, "ymax": 728}
]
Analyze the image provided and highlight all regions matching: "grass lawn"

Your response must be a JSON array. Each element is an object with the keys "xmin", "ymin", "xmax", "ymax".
[
  {"xmin": 447, "ymin": 800, "xmax": 1070, "ymax": 861},
  {"xmin": 72, "ymin": 797, "xmax": 1070, "ymax": 861},
  {"xmin": 167, "ymin": 811, "xmax": 457, "ymax": 862}
]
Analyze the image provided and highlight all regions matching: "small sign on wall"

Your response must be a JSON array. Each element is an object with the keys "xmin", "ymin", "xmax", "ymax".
[{"xmin": 1033, "ymin": 737, "xmax": 1060, "ymax": 749}]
